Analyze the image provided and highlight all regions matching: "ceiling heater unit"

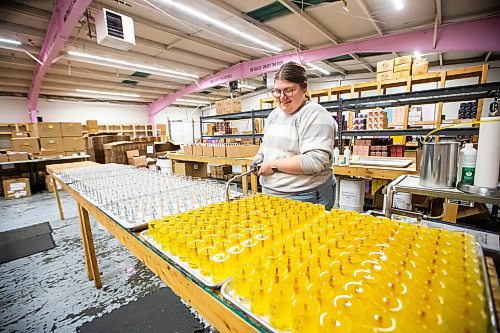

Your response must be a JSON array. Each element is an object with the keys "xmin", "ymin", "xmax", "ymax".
[{"xmin": 95, "ymin": 8, "xmax": 136, "ymax": 51}]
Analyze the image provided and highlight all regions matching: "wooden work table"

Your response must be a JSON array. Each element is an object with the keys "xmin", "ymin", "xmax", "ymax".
[
  {"xmin": 333, "ymin": 161, "xmax": 418, "ymax": 180},
  {"xmin": 166, "ymin": 152, "xmax": 258, "ymax": 196},
  {"xmin": 47, "ymin": 162, "xmax": 499, "ymax": 331},
  {"xmin": 47, "ymin": 162, "xmax": 260, "ymax": 333}
]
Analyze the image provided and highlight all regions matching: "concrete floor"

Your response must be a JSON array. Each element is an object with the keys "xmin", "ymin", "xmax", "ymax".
[{"xmin": 0, "ymin": 191, "xmax": 212, "ymax": 332}]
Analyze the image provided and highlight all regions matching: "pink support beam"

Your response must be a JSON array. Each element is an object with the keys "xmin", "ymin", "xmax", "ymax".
[
  {"xmin": 28, "ymin": 0, "xmax": 92, "ymax": 122},
  {"xmin": 149, "ymin": 15, "xmax": 500, "ymax": 115}
]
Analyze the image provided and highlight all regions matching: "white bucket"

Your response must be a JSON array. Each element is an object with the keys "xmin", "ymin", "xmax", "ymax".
[
  {"xmin": 339, "ymin": 178, "xmax": 365, "ymax": 212},
  {"xmin": 392, "ymin": 192, "xmax": 412, "ymax": 211}
]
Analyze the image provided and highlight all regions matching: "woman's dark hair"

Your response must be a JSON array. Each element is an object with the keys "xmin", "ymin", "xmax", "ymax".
[{"xmin": 274, "ymin": 62, "xmax": 310, "ymax": 100}]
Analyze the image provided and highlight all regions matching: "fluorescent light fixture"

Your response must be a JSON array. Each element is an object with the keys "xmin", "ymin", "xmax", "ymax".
[
  {"xmin": 176, "ymin": 98, "xmax": 211, "ymax": 104},
  {"xmin": 394, "ymin": 0, "xmax": 404, "ymax": 10},
  {"xmin": 413, "ymin": 51, "xmax": 422, "ymax": 60},
  {"xmin": 0, "ymin": 38, "xmax": 21, "ymax": 45},
  {"xmin": 160, "ymin": 0, "xmax": 281, "ymax": 52},
  {"xmin": 67, "ymin": 51, "xmax": 199, "ymax": 79},
  {"xmin": 76, "ymin": 89, "xmax": 140, "ymax": 98},
  {"xmin": 307, "ymin": 63, "xmax": 330, "ymax": 75},
  {"xmin": 239, "ymin": 83, "xmax": 257, "ymax": 90}
]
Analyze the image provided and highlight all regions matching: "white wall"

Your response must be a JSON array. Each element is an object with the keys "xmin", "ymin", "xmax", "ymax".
[
  {"xmin": 0, "ymin": 96, "xmax": 149, "ymax": 124},
  {"xmin": 0, "ymin": 97, "xmax": 30, "ymax": 122}
]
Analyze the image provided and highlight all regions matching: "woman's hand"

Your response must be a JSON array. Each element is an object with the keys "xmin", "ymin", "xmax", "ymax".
[{"xmin": 258, "ymin": 160, "xmax": 276, "ymax": 176}]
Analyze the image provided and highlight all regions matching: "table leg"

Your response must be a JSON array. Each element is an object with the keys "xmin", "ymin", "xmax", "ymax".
[
  {"xmin": 52, "ymin": 175, "xmax": 65, "ymax": 220},
  {"xmin": 241, "ymin": 165, "xmax": 248, "ymax": 197},
  {"xmin": 77, "ymin": 204, "xmax": 94, "ymax": 281},
  {"xmin": 169, "ymin": 159, "xmax": 174, "ymax": 175},
  {"xmin": 79, "ymin": 204, "xmax": 102, "ymax": 289},
  {"xmin": 250, "ymin": 173, "xmax": 258, "ymax": 195}
]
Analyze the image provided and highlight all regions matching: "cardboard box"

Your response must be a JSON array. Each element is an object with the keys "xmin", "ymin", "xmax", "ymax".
[
  {"xmin": 412, "ymin": 60, "xmax": 429, "ymax": 75},
  {"xmin": 192, "ymin": 145, "xmax": 203, "ymax": 156},
  {"xmin": 394, "ymin": 55, "xmax": 413, "ymax": 66},
  {"xmin": 39, "ymin": 149, "xmax": 59, "ymax": 157},
  {"xmin": 0, "ymin": 154, "xmax": 8, "ymax": 162},
  {"xmin": 174, "ymin": 162, "xmax": 208, "ymax": 178},
  {"xmin": 62, "ymin": 137, "xmax": 85, "ymax": 151},
  {"xmin": 183, "ymin": 145, "xmax": 193, "ymax": 155},
  {"xmin": 393, "ymin": 71, "xmax": 411, "ymax": 79},
  {"xmin": 239, "ymin": 145, "xmax": 260, "ymax": 157},
  {"xmin": 40, "ymin": 137, "xmax": 64, "ymax": 153},
  {"xmin": 215, "ymin": 100, "xmax": 225, "ymax": 115},
  {"xmin": 202, "ymin": 145, "xmax": 214, "ymax": 157},
  {"xmin": 34, "ymin": 122, "xmax": 62, "ymax": 138},
  {"xmin": 7, "ymin": 152, "xmax": 30, "ymax": 161},
  {"xmin": 45, "ymin": 175, "xmax": 62, "ymax": 193},
  {"xmin": 225, "ymin": 145, "xmax": 240, "ymax": 158},
  {"xmin": 126, "ymin": 150, "xmax": 140, "ymax": 158},
  {"xmin": 376, "ymin": 59, "xmax": 394, "ymax": 72},
  {"xmin": 61, "ymin": 122, "xmax": 83, "ymax": 137},
  {"xmin": 86, "ymin": 120, "xmax": 98, "ymax": 133},
  {"xmin": 224, "ymin": 99, "xmax": 241, "ymax": 114},
  {"xmin": 213, "ymin": 146, "xmax": 226, "ymax": 157},
  {"xmin": 3, "ymin": 178, "xmax": 31, "ymax": 199},
  {"xmin": 129, "ymin": 156, "xmax": 147, "ymax": 167},
  {"xmin": 394, "ymin": 63, "xmax": 412, "ymax": 72},
  {"xmin": 207, "ymin": 124, "xmax": 215, "ymax": 136},
  {"xmin": 376, "ymin": 71, "xmax": 393, "ymax": 81},
  {"xmin": 11, "ymin": 137, "xmax": 40, "ymax": 154}
]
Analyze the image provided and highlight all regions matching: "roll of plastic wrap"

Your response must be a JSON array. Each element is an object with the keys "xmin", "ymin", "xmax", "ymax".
[{"xmin": 474, "ymin": 116, "xmax": 500, "ymax": 188}]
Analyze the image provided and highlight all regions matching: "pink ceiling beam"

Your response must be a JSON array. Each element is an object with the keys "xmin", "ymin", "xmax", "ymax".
[
  {"xmin": 27, "ymin": 0, "xmax": 92, "ymax": 122},
  {"xmin": 149, "ymin": 15, "xmax": 500, "ymax": 116}
]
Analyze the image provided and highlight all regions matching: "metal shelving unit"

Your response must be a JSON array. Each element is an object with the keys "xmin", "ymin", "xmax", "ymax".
[
  {"xmin": 200, "ymin": 82, "xmax": 500, "ymax": 143},
  {"xmin": 341, "ymin": 127, "xmax": 480, "ymax": 138}
]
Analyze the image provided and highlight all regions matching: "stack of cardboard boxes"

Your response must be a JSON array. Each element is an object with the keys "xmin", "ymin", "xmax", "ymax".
[
  {"xmin": 376, "ymin": 59, "xmax": 395, "ymax": 81},
  {"xmin": 387, "ymin": 107, "xmax": 406, "ymax": 126},
  {"xmin": 12, "ymin": 122, "xmax": 86, "ymax": 157},
  {"xmin": 352, "ymin": 110, "xmax": 388, "ymax": 130},
  {"xmin": 377, "ymin": 56, "xmax": 429, "ymax": 81},
  {"xmin": 181, "ymin": 144, "xmax": 259, "ymax": 158},
  {"xmin": 215, "ymin": 98, "xmax": 242, "ymax": 115},
  {"xmin": 353, "ymin": 138, "xmax": 399, "ymax": 157},
  {"xmin": 392, "ymin": 55, "xmax": 413, "ymax": 79},
  {"xmin": 209, "ymin": 165, "xmax": 232, "ymax": 180},
  {"xmin": 86, "ymin": 134, "xmax": 131, "ymax": 163},
  {"xmin": 61, "ymin": 123, "xmax": 85, "ymax": 155}
]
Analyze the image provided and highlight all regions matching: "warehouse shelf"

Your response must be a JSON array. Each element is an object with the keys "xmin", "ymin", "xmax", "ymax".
[
  {"xmin": 340, "ymin": 127, "xmax": 480, "ymax": 138},
  {"xmin": 321, "ymin": 81, "xmax": 500, "ymax": 111},
  {"xmin": 202, "ymin": 134, "xmax": 263, "ymax": 140}
]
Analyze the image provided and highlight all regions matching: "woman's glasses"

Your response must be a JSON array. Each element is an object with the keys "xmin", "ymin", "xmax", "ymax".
[{"xmin": 272, "ymin": 88, "xmax": 296, "ymax": 98}]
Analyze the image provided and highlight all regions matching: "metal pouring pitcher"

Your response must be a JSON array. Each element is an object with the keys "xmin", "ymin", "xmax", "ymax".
[{"xmin": 419, "ymin": 142, "xmax": 460, "ymax": 188}]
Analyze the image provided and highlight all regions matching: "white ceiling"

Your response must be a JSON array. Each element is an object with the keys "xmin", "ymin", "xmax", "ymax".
[{"xmin": 0, "ymin": 0, "xmax": 498, "ymax": 108}]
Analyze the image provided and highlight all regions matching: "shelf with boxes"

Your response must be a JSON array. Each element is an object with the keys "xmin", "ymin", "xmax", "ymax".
[
  {"xmin": 200, "ymin": 108, "xmax": 271, "ymax": 144},
  {"xmin": 4, "ymin": 122, "xmax": 86, "ymax": 157},
  {"xmin": 262, "ymin": 63, "xmax": 490, "ymax": 130},
  {"xmin": 82, "ymin": 122, "xmax": 154, "ymax": 138},
  {"xmin": 0, "ymin": 123, "xmax": 31, "ymax": 151}
]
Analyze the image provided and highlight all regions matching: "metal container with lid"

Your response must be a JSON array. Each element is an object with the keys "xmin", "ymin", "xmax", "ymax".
[{"xmin": 419, "ymin": 142, "xmax": 460, "ymax": 188}]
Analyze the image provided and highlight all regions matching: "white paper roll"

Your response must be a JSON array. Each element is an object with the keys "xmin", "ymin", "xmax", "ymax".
[{"xmin": 474, "ymin": 116, "xmax": 500, "ymax": 188}]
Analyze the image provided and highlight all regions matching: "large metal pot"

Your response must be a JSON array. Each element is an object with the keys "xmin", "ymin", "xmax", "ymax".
[{"xmin": 419, "ymin": 142, "xmax": 460, "ymax": 188}]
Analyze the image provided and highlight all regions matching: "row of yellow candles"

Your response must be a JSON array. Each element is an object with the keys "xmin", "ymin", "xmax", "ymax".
[{"xmin": 148, "ymin": 194, "xmax": 487, "ymax": 333}]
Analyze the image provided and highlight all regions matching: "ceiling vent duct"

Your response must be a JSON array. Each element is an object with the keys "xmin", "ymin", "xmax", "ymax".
[{"xmin": 96, "ymin": 8, "xmax": 136, "ymax": 51}]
